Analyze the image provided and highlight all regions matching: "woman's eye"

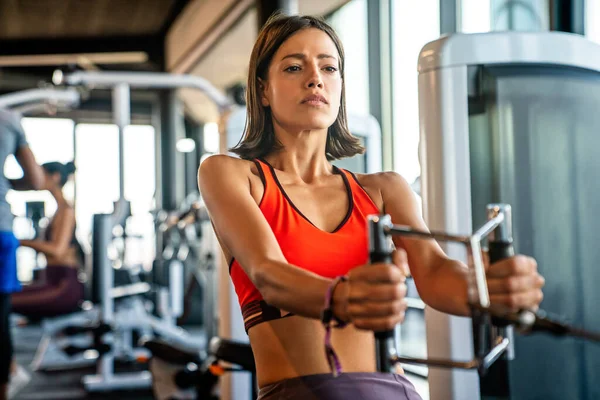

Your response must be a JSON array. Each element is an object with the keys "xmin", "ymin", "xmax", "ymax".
[
  {"xmin": 285, "ymin": 66, "xmax": 301, "ymax": 72},
  {"xmin": 324, "ymin": 66, "xmax": 338, "ymax": 73}
]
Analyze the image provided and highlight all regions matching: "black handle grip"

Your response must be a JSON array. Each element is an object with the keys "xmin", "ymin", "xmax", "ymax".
[
  {"xmin": 63, "ymin": 343, "xmax": 111, "ymax": 357},
  {"xmin": 174, "ymin": 366, "xmax": 198, "ymax": 389},
  {"xmin": 369, "ymin": 223, "xmax": 395, "ymax": 340},
  {"xmin": 60, "ymin": 323, "xmax": 111, "ymax": 337},
  {"xmin": 480, "ymin": 240, "xmax": 514, "ymax": 396},
  {"xmin": 488, "ymin": 240, "xmax": 515, "ymax": 328},
  {"xmin": 371, "ymin": 252, "xmax": 395, "ymax": 340},
  {"xmin": 488, "ymin": 241, "xmax": 514, "ymax": 264}
]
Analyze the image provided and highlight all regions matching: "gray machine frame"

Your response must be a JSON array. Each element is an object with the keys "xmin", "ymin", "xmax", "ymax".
[
  {"xmin": 0, "ymin": 87, "xmax": 80, "ymax": 110},
  {"xmin": 367, "ymin": 204, "xmax": 513, "ymax": 374},
  {"xmin": 417, "ymin": 31, "xmax": 600, "ymax": 400}
]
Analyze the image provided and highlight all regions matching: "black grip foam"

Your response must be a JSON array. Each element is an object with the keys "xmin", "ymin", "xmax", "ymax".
[
  {"xmin": 488, "ymin": 241, "xmax": 514, "ymax": 263},
  {"xmin": 370, "ymin": 250, "xmax": 395, "ymax": 339}
]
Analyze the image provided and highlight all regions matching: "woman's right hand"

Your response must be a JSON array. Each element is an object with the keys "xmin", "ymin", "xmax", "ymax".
[{"xmin": 334, "ymin": 249, "xmax": 410, "ymax": 331}]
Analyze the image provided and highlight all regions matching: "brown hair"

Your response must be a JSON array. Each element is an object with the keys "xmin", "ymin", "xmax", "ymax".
[{"xmin": 229, "ymin": 13, "xmax": 364, "ymax": 161}]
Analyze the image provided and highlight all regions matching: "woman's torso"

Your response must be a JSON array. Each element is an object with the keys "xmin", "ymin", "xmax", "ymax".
[
  {"xmin": 217, "ymin": 158, "xmax": 387, "ymax": 387},
  {"xmin": 44, "ymin": 205, "xmax": 81, "ymax": 267}
]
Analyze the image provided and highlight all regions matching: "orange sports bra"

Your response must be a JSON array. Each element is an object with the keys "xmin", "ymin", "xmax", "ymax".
[{"xmin": 229, "ymin": 158, "xmax": 381, "ymax": 332}]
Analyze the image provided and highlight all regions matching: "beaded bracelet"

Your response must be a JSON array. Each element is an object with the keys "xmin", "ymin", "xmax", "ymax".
[{"xmin": 321, "ymin": 275, "xmax": 348, "ymax": 377}]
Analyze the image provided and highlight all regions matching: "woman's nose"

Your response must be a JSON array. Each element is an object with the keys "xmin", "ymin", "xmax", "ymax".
[{"xmin": 305, "ymin": 67, "xmax": 323, "ymax": 89}]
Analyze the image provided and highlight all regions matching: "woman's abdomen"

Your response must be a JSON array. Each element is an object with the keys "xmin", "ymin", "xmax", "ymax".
[
  {"xmin": 45, "ymin": 246, "xmax": 80, "ymax": 268},
  {"xmin": 248, "ymin": 316, "xmax": 377, "ymax": 388}
]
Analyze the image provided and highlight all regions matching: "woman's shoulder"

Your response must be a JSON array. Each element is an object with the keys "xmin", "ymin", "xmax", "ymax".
[
  {"xmin": 352, "ymin": 170, "xmax": 407, "ymax": 191},
  {"xmin": 198, "ymin": 154, "xmax": 263, "ymax": 194},
  {"xmin": 351, "ymin": 171, "xmax": 414, "ymax": 209},
  {"xmin": 199, "ymin": 154, "xmax": 257, "ymax": 176}
]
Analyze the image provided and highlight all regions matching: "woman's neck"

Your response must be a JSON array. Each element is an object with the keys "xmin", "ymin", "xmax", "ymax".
[
  {"xmin": 50, "ymin": 187, "xmax": 67, "ymax": 206},
  {"xmin": 266, "ymin": 124, "xmax": 332, "ymax": 182}
]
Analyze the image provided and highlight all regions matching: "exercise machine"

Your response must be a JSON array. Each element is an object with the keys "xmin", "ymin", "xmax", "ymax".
[
  {"xmin": 0, "ymin": 87, "xmax": 81, "ymax": 110},
  {"xmin": 418, "ymin": 31, "xmax": 600, "ymax": 398},
  {"xmin": 369, "ymin": 203, "xmax": 600, "ymax": 399},
  {"xmin": 144, "ymin": 336, "xmax": 256, "ymax": 400}
]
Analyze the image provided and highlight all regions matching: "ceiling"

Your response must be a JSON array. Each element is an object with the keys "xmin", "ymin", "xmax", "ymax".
[
  {"xmin": 0, "ymin": 0, "xmax": 350, "ymax": 123},
  {"xmin": 0, "ymin": 0, "xmax": 189, "ymax": 74},
  {"xmin": 0, "ymin": 0, "xmax": 179, "ymax": 39}
]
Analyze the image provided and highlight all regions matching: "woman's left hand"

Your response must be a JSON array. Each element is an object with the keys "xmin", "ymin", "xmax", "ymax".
[{"xmin": 485, "ymin": 255, "xmax": 545, "ymax": 311}]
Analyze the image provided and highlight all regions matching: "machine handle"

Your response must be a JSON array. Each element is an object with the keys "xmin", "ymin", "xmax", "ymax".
[
  {"xmin": 368, "ymin": 215, "xmax": 399, "ymax": 374},
  {"xmin": 480, "ymin": 204, "xmax": 514, "ymax": 396},
  {"xmin": 368, "ymin": 215, "xmax": 395, "ymax": 340},
  {"xmin": 487, "ymin": 204, "xmax": 515, "ymax": 328},
  {"xmin": 370, "ymin": 244, "xmax": 394, "ymax": 341},
  {"xmin": 488, "ymin": 241, "xmax": 515, "ymax": 264}
]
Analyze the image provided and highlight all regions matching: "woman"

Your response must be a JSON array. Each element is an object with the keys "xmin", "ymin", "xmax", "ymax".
[
  {"xmin": 12, "ymin": 161, "xmax": 85, "ymax": 319},
  {"xmin": 199, "ymin": 14, "xmax": 545, "ymax": 399}
]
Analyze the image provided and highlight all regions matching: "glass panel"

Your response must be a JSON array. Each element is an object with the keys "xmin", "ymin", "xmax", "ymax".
[
  {"xmin": 5, "ymin": 117, "xmax": 75, "ymax": 282},
  {"xmin": 461, "ymin": 0, "xmax": 492, "ymax": 33},
  {"xmin": 123, "ymin": 125, "xmax": 156, "ymax": 271},
  {"xmin": 460, "ymin": 0, "xmax": 550, "ymax": 33},
  {"xmin": 468, "ymin": 65, "xmax": 600, "ymax": 400},
  {"xmin": 327, "ymin": 0, "xmax": 370, "ymax": 116},
  {"xmin": 392, "ymin": 0, "xmax": 440, "ymax": 185},
  {"xmin": 391, "ymin": 1, "xmax": 439, "ymax": 381},
  {"xmin": 75, "ymin": 123, "xmax": 156, "ymax": 272},
  {"xmin": 203, "ymin": 122, "xmax": 219, "ymax": 153},
  {"xmin": 586, "ymin": 0, "xmax": 600, "ymax": 43},
  {"xmin": 74, "ymin": 123, "xmax": 120, "ymax": 252}
]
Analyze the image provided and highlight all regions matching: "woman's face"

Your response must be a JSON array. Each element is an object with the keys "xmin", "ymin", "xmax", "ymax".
[{"xmin": 261, "ymin": 28, "xmax": 342, "ymax": 133}]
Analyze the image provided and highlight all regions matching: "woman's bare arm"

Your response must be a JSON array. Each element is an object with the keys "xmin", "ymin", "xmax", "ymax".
[
  {"xmin": 378, "ymin": 172, "xmax": 543, "ymax": 316},
  {"xmin": 20, "ymin": 208, "xmax": 75, "ymax": 258},
  {"xmin": 10, "ymin": 146, "xmax": 44, "ymax": 191},
  {"xmin": 376, "ymin": 172, "xmax": 472, "ymax": 316}
]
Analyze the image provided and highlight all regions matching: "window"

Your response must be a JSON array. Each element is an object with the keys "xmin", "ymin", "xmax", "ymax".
[
  {"xmin": 75, "ymin": 123, "xmax": 156, "ymax": 270},
  {"xmin": 6, "ymin": 118, "xmax": 156, "ymax": 281},
  {"xmin": 392, "ymin": 1, "xmax": 440, "ymax": 186},
  {"xmin": 460, "ymin": 0, "xmax": 550, "ymax": 33},
  {"xmin": 328, "ymin": 0, "xmax": 370, "ymax": 116},
  {"xmin": 586, "ymin": 0, "xmax": 600, "ymax": 43},
  {"xmin": 6, "ymin": 118, "xmax": 75, "ymax": 217},
  {"xmin": 390, "ymin": 2, "xmax": 440, "ymax": 388},
  {"xmin": 203, "ymin": 122, "xmax": 220, "ymax": 154},
  {"xmin": 74, "ymin": 123, "xmax": 120, "ymax": 241},
  {"xmin": 460, "ymin": 0, "xmax": 492, "ymax": 33},
  {"xmin": 5, "ymin": 117, "xmax": 75, "ymax": 281},
  {"xmin": 123, "ymin": 125, "xmax": 156, "ymax": 269}
]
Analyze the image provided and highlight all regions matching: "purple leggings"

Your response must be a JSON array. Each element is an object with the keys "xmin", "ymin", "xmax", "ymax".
[
  {"xmin": 11, "ymin": 265, "xmax": 83, "ymax": 319},
  {"xmin": 257, "ymin": 372, "xmax": 423, "ymax": 400}
]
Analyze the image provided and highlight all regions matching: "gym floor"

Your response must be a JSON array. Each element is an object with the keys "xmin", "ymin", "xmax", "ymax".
[
  {"xmin": 13, "ymin": 324, "xmax": 429, "ymax": 400},
  {"xmin": 13, "ymin": 324, "xmax": 155, "ymax": 400}
]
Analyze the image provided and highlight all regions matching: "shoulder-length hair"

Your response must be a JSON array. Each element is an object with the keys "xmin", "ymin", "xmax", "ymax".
[{"xmin": 229, "ymin": 13, "xmax": 364, "ymax": 161}]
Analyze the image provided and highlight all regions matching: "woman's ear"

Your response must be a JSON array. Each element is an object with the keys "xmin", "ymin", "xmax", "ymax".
[
  {"xmin": 258, "ymin": 78, "xmax": 270, "ymax": 107},
  {"xmin": 51, "ymin": 172, "xmax": 61, "ymax": 187}
]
